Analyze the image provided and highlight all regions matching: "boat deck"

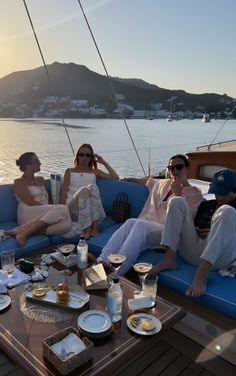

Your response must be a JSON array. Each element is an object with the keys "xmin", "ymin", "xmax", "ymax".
[{"xmin": 1, "ymin": 326, "xmax": 235, "ymax": 376}]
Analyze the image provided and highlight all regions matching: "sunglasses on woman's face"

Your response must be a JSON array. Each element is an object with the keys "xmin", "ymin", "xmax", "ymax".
[
  {"xmin": 167, "ymin": 164, "xmax": 185, "ymax": 172},
  {"xmin": 78, "ymin": 152, "xmax": 92, "ymax": 158}
]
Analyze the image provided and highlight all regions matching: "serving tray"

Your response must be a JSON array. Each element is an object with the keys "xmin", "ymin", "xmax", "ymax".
[{"xmin": 24, "ymin": 284, "xmax": 89, "ymax": 310}]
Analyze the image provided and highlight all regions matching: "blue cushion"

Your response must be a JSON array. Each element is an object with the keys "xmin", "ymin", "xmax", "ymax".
[
  {"xmin": 0, "ymin": 185, "xmax": 17, "ymax": 223},
  {"xmin": 0, "ymin": 235, "xmax": 50, "ymax": 259},
  {"xmin": 137, "ymin": 251, "xmax": 236, "ymax": 320},
  {"xmin": 87, "ymin": 223, "xmax": 122, "ymax": 257},
  {"xmin": 97, "ymin": 179, "xmax": 148, "ymax": 218}
]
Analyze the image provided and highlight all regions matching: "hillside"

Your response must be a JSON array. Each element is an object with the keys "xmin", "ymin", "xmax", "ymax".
[{"xmin": 0, "ymin": 62, "xmax": 234, "ymax": 113}]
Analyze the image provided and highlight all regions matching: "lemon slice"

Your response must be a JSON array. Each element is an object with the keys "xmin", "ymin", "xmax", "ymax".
[
  {"xmin": 33, "ymin": 287, "xmax": 46, "ymax": 298},
  {"xmin": 140, "ymin": 318, "xmax": 155, "ymax": 331}
]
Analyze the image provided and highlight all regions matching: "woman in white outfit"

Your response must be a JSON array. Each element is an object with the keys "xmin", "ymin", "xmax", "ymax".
[
  {"xmin": 5, "ymin": 152, "xmax": 72, "ymax": 247},
  {"xmin": 60, "ymin": 143, "xmax": 119, "ymax": 239},
  {"xmin": 152, "ymin": 168, "xmax": 236, "ymax": 297},
  {"xmin": 97, "ymin": 154, "xmax": 203, "ymax": 275}
]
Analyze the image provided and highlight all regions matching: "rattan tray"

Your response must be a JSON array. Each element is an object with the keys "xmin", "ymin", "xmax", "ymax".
[{"xmin": 43, "ymin": 326, "xmax": 93, "ymax": 375}]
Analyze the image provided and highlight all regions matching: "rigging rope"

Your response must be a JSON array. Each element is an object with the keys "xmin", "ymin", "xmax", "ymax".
[
  {"xmin": 22, "ymin": 0, "xmax": 75, "ymax": 155},
  {"xmin": 207, "ymin": 102, "xmax": 236, "ymax": 149},
  {"xmin": 77, "ymin": 0, "xmax": 146, "ymax": 176}
]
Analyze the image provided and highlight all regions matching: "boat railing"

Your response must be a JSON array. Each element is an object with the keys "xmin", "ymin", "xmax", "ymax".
[{"xmin": 196, "ymin": 139, "xmax": 236, "ymax": 151}]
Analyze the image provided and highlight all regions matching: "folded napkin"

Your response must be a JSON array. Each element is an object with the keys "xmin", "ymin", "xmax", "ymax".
[
  {"xmin": 0, "ymin": 267, "xmax": 31, "ymax": 288},
  {"xmin": 0, "ymin": 282, "xmax": 8, "ymax": 294},
  {"xmin": 51, "ymin": 333, "xmax": 86, "ymax": 360},
  {"xmin": 219, "ymin": 260, "xmax": 236, "ymax": 278},
  {"xmin": 128, "ymin": 295, "xmax": 153, "ymax": 310}
]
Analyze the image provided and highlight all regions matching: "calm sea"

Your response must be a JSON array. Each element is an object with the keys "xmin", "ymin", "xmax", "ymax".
[{"xmin": 1, "ymin": 118, "xmax": 236, "ymax": 184}]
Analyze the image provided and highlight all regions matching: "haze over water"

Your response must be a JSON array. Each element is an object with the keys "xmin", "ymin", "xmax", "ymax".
[{"xmin": 1, "ymin": 118, "xmax": 236, "ymax": 184}]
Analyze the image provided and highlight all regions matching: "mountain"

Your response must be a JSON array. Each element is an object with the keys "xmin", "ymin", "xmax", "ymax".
[{"xmin": 0, "ymin": 62, "xmax": 234, "ymax": 114}]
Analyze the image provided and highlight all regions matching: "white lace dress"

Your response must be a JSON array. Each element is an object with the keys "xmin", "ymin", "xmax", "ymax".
[{"xmin": 66, "ymin": 172, "xmax": 106, "ymax": 231}]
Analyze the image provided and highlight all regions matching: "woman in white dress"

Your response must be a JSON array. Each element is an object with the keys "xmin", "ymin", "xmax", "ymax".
[
  {"xmin": 60, "ymin": 143, "xmax": 119, "ymax": 239},
  {"xmin": 5, "ymin": 152, "xmax": 72, "ymax": 246}
]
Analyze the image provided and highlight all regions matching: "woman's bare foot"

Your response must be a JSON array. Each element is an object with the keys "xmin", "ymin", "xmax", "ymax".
[
  {"xmin": 151, "ymin": 248, "xmax": 178, "ymax": 274},
  {"xmin": 185, "ymin": 261, "xmax": 211, "ymax": 297},
  {"xmin": 16, "ymin": 231, "xmax": 27, "ymax": 247},
  {"xmin": 4, "ymin": 227, "xmax": 20, "ymax": 236}
]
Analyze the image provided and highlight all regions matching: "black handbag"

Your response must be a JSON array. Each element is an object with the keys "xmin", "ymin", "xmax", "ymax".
[{"xmin": 112, "ymin": 192, "xmax": 130, "ymax": 223}]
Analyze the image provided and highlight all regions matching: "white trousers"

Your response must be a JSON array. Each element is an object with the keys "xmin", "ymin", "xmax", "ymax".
[
  {"xmin": 98, "ymin": 218, "xmax": 163, "ymax": 275},
  {"xmin": 161, "ymin": 197, "xmax": 236, "ymax": 271}
]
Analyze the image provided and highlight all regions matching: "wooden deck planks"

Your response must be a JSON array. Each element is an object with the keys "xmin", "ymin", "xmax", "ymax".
[
  {"xmin": 0, "ymin": 352, "xmax": 25, "ymax": 376},
  {"xmin": 160, "ymin": 328, "xmax": 235, "ymax": 376}
]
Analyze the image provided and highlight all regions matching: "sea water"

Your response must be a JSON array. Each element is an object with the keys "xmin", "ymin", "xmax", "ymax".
[{"xmin": 1, "ymin": 118, "xmax": 236, "ymax": 184}]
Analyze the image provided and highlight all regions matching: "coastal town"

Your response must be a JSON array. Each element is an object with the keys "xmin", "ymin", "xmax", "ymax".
[{"xmin": 0, "ymin": 93, "xmax": 235, "ymax": 120}]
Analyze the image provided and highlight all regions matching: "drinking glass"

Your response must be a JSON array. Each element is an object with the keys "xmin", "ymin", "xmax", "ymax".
[
  {"xmin": 142, "ymin": 273, "xmax": 158, "ymax": 306},
  {"xmin": 133, "ymin": 262, "xmax": 153, "ymax": 296},
  {"xmin": 1, "ymin": 250, "xmax": 15, "ymax": 278},
  {"xmin": 58, "ymin": 244, "xmax": 75, "ymax": 275},
  {"xmin": 107, "ymin": 254, "xmax": 126, "ymax": 275}
]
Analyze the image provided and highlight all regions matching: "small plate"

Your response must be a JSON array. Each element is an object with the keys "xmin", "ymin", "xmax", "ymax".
[
  {"xmin": 0, "ymin": 294, "xmax": 11, "ymax": 311},
  {"xmin": 127, "ymin": 313, "xmax": 162, "ymax": 336},
  {"xmin": 78, "ymin": 309, "xmax": 112, "ymax": 334}
]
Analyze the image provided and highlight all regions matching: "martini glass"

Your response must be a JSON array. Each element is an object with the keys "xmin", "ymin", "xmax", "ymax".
[
  {"xmin": 58, "ymin": 244, "xmax": 75, "ymax": 275},
  {"xmin": 107, "ymin": 254, "xmax": 126, "ymax": 276},
  {"xmin": 133, "ymin": 262, "xmax": 153, "ymax": 296}
]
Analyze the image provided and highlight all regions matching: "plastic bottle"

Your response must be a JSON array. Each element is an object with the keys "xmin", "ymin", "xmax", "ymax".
[
  {"xmin": 77, "ymin": 235, "xmax": 88, "ymax": 269},
  {"xmin": 107, "ymin": 276, "xmax": 123, "ymax": 322}
]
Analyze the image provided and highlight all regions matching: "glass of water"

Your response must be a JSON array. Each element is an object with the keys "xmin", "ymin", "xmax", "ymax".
[
  {"xmin": 1, "ymin": 250, "xmax": 15, "ymax": 278},
  {"xmin": 142, "ymin": 273, "xmax": 158, "ymax": 306}
]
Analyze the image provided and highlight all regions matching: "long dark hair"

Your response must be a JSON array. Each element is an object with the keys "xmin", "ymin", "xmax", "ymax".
[
  {"xmin": 74, "ymin": 144, "xmax": 97, "ymax": 169},
  {"xmin": 16, "ymin": 152, "xmax": 35, "ymax": 172},
  {"xmin": 169, "ymin": 154, "xmax": 190, "ymax": 168}
]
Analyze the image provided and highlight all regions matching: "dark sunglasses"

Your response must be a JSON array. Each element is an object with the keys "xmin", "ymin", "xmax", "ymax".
[
  {"xmin": 167, "ymin": 164, "xmax": 185, "ymax": 172},
  {"xmin": 78, "ymin": 153, "xmax": 93, "ymax": 158}
]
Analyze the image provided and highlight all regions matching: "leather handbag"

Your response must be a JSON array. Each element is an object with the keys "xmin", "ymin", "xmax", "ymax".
[{"xmin": 112, "ymin": 192, "xmax": 130, "ymax": 223}]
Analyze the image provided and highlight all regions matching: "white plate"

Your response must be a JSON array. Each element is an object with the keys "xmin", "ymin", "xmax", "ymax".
[
  {"xmin": 127, "ymin": 313, "xmax": 162, "ymax": 336},
  {"xmin": 78, "ymin": 309, "xmax": 112, "ymax": 334},
  {"xmin": 0, "ymin": 294, "xmax": 11, "ymax": 311}
]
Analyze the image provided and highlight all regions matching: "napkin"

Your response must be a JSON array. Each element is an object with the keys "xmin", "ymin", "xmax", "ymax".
[
  {"xmin": 0, "ymin": 267, "xmax": 31, "ymax": 288},
  {"xmin": 51, "ymin": 333, "xmax": 86, "ymax": 360},
  {"xmin": 128, "ymin": 296, "xmax": 153, "ymax": 310}
]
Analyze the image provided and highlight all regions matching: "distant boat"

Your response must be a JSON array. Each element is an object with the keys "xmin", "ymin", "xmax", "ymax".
[
  {"xmin": 166, "ymin": 114, "xmax": 173, "ymax": 122},
  {"xmin": 202, "ymin": 113, "xmax": 211, "ymax": 123}
]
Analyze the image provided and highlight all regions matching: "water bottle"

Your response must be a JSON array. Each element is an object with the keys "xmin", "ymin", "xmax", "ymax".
[
  {"xmin": 77, "ymin": 235, "xmax": 88, "ymax": 269},
  {"xmin": 107, "ymin": 276, "xmax": 123, "ymax": 322}
]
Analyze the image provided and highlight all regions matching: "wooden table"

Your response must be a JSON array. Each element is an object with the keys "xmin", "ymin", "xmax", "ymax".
[{"xmin": 0, "ymin": 259, "xmax": 185, "ymax": 376}]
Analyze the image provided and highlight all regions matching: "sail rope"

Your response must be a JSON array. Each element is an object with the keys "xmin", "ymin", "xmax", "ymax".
[
  {"xmin": 207, "ymin": 102, "xmax": 236, "ymax": 150},
  {"xmin": 22, "ymin": 0, "xmax": 75, "ymax": 155},
  {"xmin": 76, "ymin": 0, "xmax": 146, "ymax": 176}
]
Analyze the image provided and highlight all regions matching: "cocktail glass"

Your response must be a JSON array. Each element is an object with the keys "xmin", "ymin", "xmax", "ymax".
[
  {"xmin": 133, "ymin": 262, "xmax": 153, "ymax": 296},
  {"xmin": 58, "ymin": 244, "xmax": 75, "ymax": 276},
  {"xmin": 107, "ymin": 254, "xmax": 126, "ymax": 276}
]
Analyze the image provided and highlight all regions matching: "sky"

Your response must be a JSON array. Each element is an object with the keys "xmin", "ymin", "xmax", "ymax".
[{"xmin": 0, "ymin": 0, "xmax": 236, "ymax": 97}]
